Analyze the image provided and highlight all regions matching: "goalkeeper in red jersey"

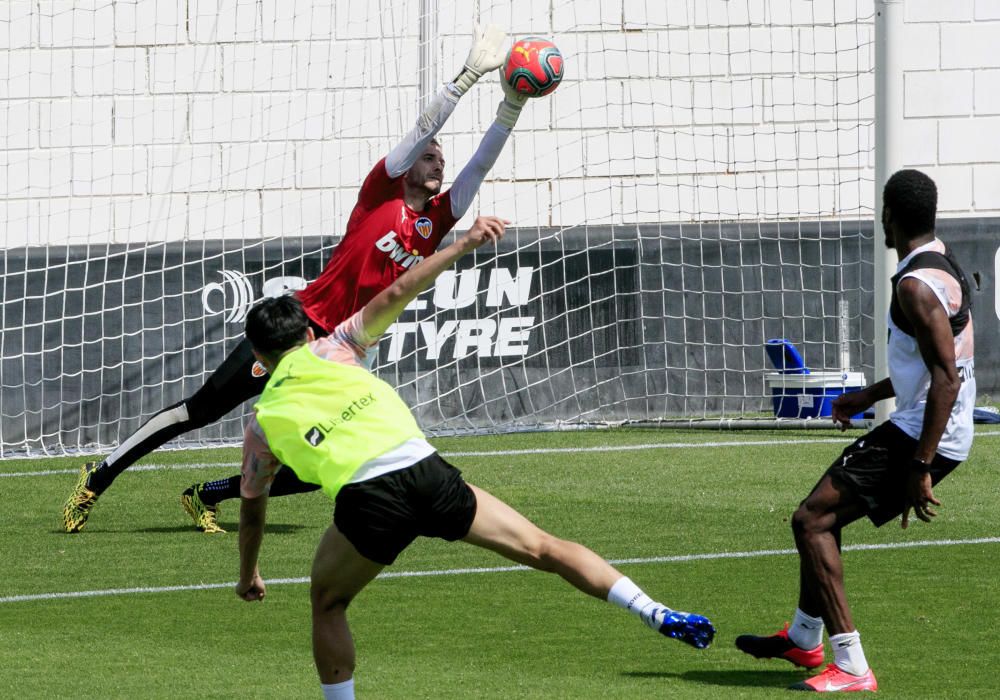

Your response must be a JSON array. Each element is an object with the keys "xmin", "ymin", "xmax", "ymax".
[{"xmin": 63, "ymin": 23, "xmax": 532, "ymax": 534}]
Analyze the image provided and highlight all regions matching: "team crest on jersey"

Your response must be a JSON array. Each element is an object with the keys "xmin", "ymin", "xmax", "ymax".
[
  {"xmin": 415, "ymin": 217, "xmax": 433, "ymax": 239},
  {"xmin": 251, "ymin": 361, "xmax": 268, "ymax": 378}
]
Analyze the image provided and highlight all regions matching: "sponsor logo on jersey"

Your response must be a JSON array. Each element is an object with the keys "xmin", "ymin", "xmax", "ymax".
[
  {"xmin": 304, "ymin": 393, "xmax": 379, "ymax": 443},
  {"xmin": 305, "ymin": 426, "xmax": 325, "ymax": 447},
  {"xmin": 375, "ymin": 230, "xmax": 425, "ymax": 269},
  {"xmin": 415, "ymin": 217, "xmax": 433, "ymax": 239},
  {"xmin": 273, "ymin": 372, "xmax": 299, "ymax": 388},
  {"xmin": 251, "ymin": 361, "xmax": 268, "ymax": 378}
]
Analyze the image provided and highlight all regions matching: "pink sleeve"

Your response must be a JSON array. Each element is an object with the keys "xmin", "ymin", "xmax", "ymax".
[
  {"xmin": 310, "ymin": 311, "xmax": 379, "ymax": 366},
  {"xmin": 341, "ymin": 309, "xmax": 379, "ymax": 349},
  {"xmin": 240, "ymin": 418, "xmax": 283, "ymax": 498}
]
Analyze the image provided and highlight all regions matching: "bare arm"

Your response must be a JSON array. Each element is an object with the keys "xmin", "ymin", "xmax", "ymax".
[
  {"xmin": 830, "ymin": 377, "xmax": 895, "ymax": 430},
  {"xmin": 860, "ymin": 377, "xmax": 896, "ymax": 403},
  {"xmin": 236, "ymin": 494, "xmax": 268, "ymax": 601},
  {"xmin": 898, "ymin": 277, "xmax": 961, "ymax": 463},
  {"xmin": 896, "ymin": 276, "xmax": 962, "ymax": 528},
  {"xmin": 235, "ymin": 419, "xmax": 281, "ymax": 601},
  {"xmin": 361, "ymin": 216, "xmax": 507, "ymax": 338}
]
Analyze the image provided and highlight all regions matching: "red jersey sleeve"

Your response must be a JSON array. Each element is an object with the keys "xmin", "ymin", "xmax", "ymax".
[
  {"xmin": 355, "ymin": 157, "xmax": 404, "ymax": 215},
  {"xmin": 427, "ymin": 189, "xmax": 459, "ymax": 247}
]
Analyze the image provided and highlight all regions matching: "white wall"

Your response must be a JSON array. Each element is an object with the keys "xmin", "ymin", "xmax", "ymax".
[
  {"xmin": 901, "ymin": 0, "xmax": 1000, "ymax": 214},
  {"xmin": 0, "ymin": 0, "xmax": 997, "ymax": 246}
]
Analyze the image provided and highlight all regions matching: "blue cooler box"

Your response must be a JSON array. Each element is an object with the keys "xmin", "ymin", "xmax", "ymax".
[{"xmin": 764, "ymin": 371, "xmax": 866, "ymax": 419}]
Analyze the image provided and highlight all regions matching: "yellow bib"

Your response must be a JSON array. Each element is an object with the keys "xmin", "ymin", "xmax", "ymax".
[{"xmin": 254, "ymin": 344, "xmax": 424, "ymax": 499}]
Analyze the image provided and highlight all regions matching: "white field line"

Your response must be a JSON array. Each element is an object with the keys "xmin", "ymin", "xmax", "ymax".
[
  {"xmin": 5, "ymin": 430, "xmax": 1000, "ymax": 479},
  {"xmin": 2, "ymin": 536, "xmax": 998, "ymax": 605}
]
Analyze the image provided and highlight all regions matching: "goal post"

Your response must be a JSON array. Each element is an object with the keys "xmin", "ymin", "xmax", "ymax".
[
  {"xmin": 1, "ymin": 0, "xmax": 881, "ymax": 457},
  {"xmin": 873, "ymin": 0, "xmax": 903, "ymax": 424}
]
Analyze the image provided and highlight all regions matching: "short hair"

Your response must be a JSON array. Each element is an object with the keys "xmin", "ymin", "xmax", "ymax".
[
  {"xmin": 245, "ymin": 295, "xmax": 310, "ymax": 358},
  {"xmin": 883, "ymin": 169, "xmax": 937, "ymax": 238}
]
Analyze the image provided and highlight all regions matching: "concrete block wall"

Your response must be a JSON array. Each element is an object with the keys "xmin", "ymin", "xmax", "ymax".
[
  {"xmin": 904, "ymin": 0, "xmax": 1000, "ymax": 213},
  {"xmin": 1, "ymin": 0, "xmax": 997, "ymax": 245},
  {"xmin": 0, "ymin": 0, "xmax": 412, "ymax": 246},
  {"xmin": 452, "ymin": 0, "xmax": 998, "ymax": 228}
]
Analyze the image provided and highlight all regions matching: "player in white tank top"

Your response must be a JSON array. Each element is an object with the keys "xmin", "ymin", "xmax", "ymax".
[
  {"xmin": 887, "ymin": 238, "xmax": 976, "ymax": 461},
  {"xmin": 736, "ymin": 170, "xmax": 976, "ymax": 693}
]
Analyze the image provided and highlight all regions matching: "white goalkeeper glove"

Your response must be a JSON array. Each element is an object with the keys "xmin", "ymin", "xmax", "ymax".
[
  {"xmin": 452, "ymin": 22, "xmax": 507, "ymax": 95},
  {"xmin": 495, "ymin": 70, "xmax": 530, "ymax": 129}
]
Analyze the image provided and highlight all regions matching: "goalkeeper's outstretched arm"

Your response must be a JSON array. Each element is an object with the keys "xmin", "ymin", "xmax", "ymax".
[
  {"xmin": 448, "ymin": 77, "xmax": 533, "ymax": 219},
  {"xmin": 385, "ymin": 23, "xmax": 507, "ymax": 178}
]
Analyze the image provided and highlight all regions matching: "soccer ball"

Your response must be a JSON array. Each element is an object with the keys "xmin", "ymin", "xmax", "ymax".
[{"xmin": 503, "ymin": 37, "xmax": 564, "ymax": 97}]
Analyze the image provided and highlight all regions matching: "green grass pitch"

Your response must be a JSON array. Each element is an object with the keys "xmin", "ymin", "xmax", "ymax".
[{"xmin": 3, "ymin": 427, "xmax": 998, "ymax": 698}]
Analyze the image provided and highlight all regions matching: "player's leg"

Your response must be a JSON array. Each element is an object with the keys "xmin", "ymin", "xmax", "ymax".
[
  {"xmin": 195, "ymin": 461, "xmax": 321, "ymax": 514},
  {"xmin": 177, "ymin": 343, "xmax": 280, "ymax": 532},
  {"xmin": 100, "ymin": 338, "xmax": 267, "ymax": 490},
  {"xmin": 735, "ymin": 470, "xmax": 869, "ymax": 668},
  {"xmin": 63, "ymin": 400, "xmax": 196, "ymax": 532},
  {"xmin": 737, "ymin": 428, "xmax": 896, "ymax": 692},
  {"xmin": 792, "ymin": 474, "xmax": 869, "ymax": 634},
  {"xmin": 460, "ymin": 483, "xmax": 714, "ymax": 648},
  {"xmin": 791, "ymin": 438, "xmax": 960, "ymax": 692},
  {"xmin": 462, "ymin": 484, "xmax": 617, "ymax": 596},
  {"xmin": 63, "ymin": 338, "xmax": 268, "ymax": 533},
  {"xmin": 752, "ymin": 513, "xmax": 850, "ymax": 671},
  {"xmin": 184, "ymin": 318, "xmax": 342, "ymax": 514},
  {"xmin": 783, "ymin": 474, "xmax": 878, "ymax": 690},
  {"xmin": 795, "ymin": 524, "xmax": 843, "ymax": 625},
  {"xmin": 310, "ymin": 523, "xmax": 384, "ymax": 699}
]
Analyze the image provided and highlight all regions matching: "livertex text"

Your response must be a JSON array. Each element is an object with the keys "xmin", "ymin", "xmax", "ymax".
[{"xmin": 304, "ymin": 393, "xmax": 378, "ymax": 446}]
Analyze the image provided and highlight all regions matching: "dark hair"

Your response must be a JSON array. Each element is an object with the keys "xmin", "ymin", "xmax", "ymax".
[
  {"xmin": 245, "ymin": 295, "xmax": 310, "ymax": 357},
  {"xmin": 883, "ymin": 169, "xmax": 937, "ymax": 238}
]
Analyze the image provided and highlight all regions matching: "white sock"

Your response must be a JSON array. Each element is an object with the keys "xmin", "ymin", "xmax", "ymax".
[
  {"xmin": 321, "ymin": 678, "xmax": 355, "ymax": 700},
  {"xmin": 830, "ymin": 631, "xmax": 869, "ymax": 676},
  {"xmin": 607, "ymin": 576, "xmax": 669, "ymax": 628},
  {"xmin": 788, "ymin": 608, "xmax": 824, "ymax": 650}
]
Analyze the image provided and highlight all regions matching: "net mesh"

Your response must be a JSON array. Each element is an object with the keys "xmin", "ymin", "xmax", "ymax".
[{"xmin": 0, "ymin": 0, "xmax": 876, "ymax": 456}]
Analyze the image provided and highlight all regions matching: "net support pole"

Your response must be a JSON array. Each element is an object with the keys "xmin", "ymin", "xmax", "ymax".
[
  {"xmin": 418, "ymin": 0, "xmax": 439, "ymax": 109},
  {"xmin": 874, "ymin": 0, "xmax": 903, "ymax": 422}
]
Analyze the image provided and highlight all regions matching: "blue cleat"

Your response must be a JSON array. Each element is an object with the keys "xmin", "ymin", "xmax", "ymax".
[{"xmin": 650, "ymin": 608, "xmax": 716, "ymax": 649}]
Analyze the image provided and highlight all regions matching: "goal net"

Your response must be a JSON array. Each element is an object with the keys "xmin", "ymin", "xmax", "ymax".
[{"xmin": 0, "ymin": 0, "xmax": 876, "ymax": 457}]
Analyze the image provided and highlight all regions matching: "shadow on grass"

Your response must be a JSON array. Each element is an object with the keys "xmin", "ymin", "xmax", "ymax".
[
  {"xmin": 622, "ymin": 668, "xmax": 805, "ymax": 688},
  {"xmin": 129, "ymin": 522, "xmax": 309, "ymax": 535}
]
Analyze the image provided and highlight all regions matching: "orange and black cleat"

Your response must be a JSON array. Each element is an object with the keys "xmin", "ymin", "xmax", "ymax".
[{"xmin": 735, "ymin": 623, "xmax": 825, "ymax": 669}]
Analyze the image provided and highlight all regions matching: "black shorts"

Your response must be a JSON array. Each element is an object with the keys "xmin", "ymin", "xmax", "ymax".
[
  {"xmin": 825, "ymin": 421, "xmax": 961, "ymax": 527},
  {"xmin": 333, "ymin": 453, "xmax": 478, "ymax": 565}
]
